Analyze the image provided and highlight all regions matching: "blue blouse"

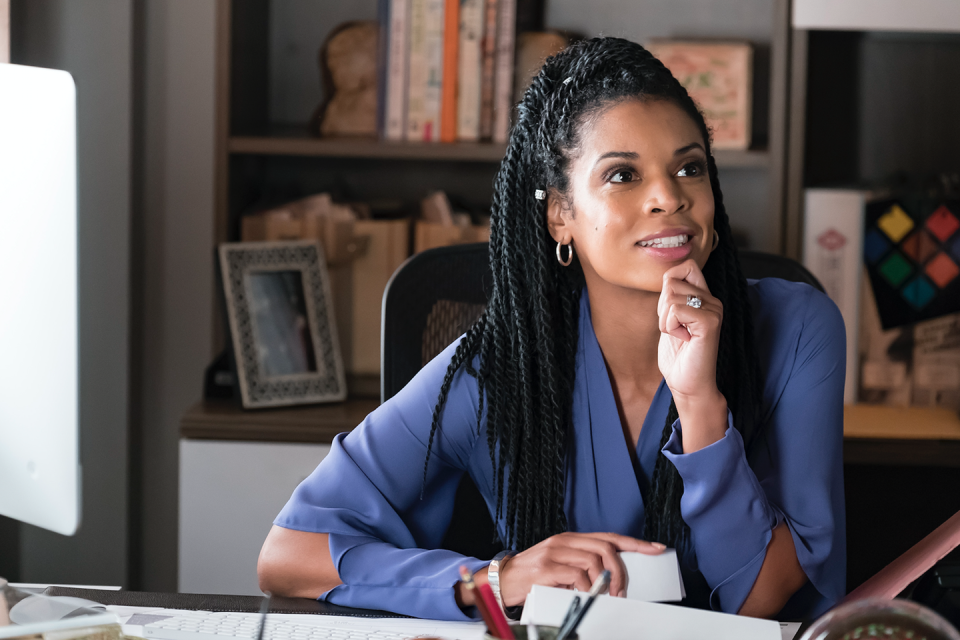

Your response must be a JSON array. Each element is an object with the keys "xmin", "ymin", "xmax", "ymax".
[{"xmin": 275, "ymin": 278, "xmax": 847, "ymax": 621}]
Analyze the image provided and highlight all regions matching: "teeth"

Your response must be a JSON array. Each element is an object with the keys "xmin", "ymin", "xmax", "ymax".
[{"xmin": 639, "ymin": 234, "xmax": 689, "ymax": 248}]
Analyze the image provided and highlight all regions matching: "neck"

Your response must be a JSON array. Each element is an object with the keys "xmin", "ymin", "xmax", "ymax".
[{"xmin": 584, "ymin": 273, "xmax": 662, "ymax": 388}]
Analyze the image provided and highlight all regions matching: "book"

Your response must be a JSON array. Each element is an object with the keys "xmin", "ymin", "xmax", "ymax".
[
  {"xmin": 491, "ymin": 0, "xmax": 516, "ymax": 143},
  {"xmin": 405, "ymin": 0, "xmax": 428, "ymax": 140},
  {"xmin": 646, "ymin": 41, "xmax": 753, "ymax": 151},
  {"xmin": 376, "ymin": 0, "xmax": 390, "ymax": 137},
  {"xmin": 384, "ymin": 0, "xmax": 411, "ymax": 140},
  {"xmin": 802, "ymin": 188, "xmax": 866, "ymax": 405},
  {"xmin": 456, "ymin": 0, "xmax": 484, "ymax": 141},
  {"xmin": 422, "ymin": 0, "xmax": 445, "ymax": 141},
  {"xmin": 478, "ymin": 0, "xmax": 499, "ymax": 140},
  {"xmin": 440, "ymin": 0, "xmax": 460, "ymax": 142}
]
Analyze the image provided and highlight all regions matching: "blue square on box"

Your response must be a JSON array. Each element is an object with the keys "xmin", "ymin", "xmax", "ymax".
[
  {"xmin": 950, "ymin": 232, "xmax": 960, "ymax": 262},
  {"xmin": 901, "ymin": 275, "xmax": 937, "ymax": 310},
  {"xmin": 864, "ymin": 228, "xmax": 891, "ymax": 264}
]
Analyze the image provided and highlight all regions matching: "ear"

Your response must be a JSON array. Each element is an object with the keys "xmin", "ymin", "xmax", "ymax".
[{"xmin": 545, "ymin": 191, "xmax": 572, "ymax": 244}]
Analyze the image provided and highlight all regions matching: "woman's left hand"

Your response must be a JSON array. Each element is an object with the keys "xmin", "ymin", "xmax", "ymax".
[{"xmin": 657, "ymin": 259, "xmax": 728, "ymax": 452}]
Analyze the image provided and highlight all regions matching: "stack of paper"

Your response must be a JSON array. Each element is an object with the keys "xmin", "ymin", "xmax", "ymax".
[{"xmin": 520, "ymin": 585, "xmax": 781, "ymax": 640}]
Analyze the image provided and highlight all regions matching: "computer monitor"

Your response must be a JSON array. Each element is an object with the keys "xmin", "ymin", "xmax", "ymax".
[{"xmin": 0, "ymin": 62, "xmax": 80, "ymax": 536}]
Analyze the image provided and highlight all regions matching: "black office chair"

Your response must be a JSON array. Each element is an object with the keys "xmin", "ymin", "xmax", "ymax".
[
  {"xmin": 380, "ymin": 243, "xmax": 823, "ymax": 557},
  {"xmin": 738, "ymin": 249, "xmax": 825, "ymax": 292},
  {"xmin": 381, "ymin": 243, "xmax": 501, "ymax": 559}
]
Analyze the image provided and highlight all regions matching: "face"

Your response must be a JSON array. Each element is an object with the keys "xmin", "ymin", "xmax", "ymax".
[{"xmin": 547, "ymin": 98, "xmax": 715, "ymax": 293}]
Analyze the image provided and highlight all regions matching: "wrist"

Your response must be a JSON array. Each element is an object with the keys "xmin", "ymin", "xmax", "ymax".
[
  {"xmin": 672, "ymin": 388, "xmax": 728, "ymax": 453},
  {"xmin": 455, "ymin": 564, "xmax": 490, "ymax": 609},
  {"xmin": 489, "ymin": 551, "xmax": 522, "ymax": 616}
]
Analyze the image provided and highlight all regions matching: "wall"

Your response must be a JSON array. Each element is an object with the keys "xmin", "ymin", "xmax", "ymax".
[
  {"xmin": 137, "ymin": 0, "xmax": 217, "ymax": 592},
  {"xmin": 9, "ymin": 0, "xmax": 133, "ymax": 585}
]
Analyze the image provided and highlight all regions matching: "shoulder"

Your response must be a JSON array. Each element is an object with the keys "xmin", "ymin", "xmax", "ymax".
[
  {"xmin": 746, "ymin": 277, "xmax": 844, "ymax": 343},
  {"xmin": 745, "ymin": 278, "xmax": 846, "ymax": 396},
  {"xmin": 387, "ymin": 335, "xmax": 483, "ymax": 420}
]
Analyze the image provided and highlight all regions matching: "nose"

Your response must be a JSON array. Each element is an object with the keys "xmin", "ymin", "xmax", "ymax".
[{"xmin": 643, "ymin": 172, "xmax": 687, "ymax": 216}]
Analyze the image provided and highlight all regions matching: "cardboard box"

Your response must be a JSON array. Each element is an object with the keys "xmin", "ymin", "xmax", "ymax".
[
  {"xmin": 803, "ymin": 188, "xmax": 866, "ymax": 404},
  {"xmin": 241, "ymin": 196, "xmax": 410, "ymax": 383},
  {"xmin": 414, "ymin": 221, "xmax": 490, "ymax": 253}
]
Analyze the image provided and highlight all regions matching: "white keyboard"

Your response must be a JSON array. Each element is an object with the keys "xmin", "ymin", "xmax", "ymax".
[{"xmin": 139, "ymin": 610, "xmax": 485, "ymax": 640}]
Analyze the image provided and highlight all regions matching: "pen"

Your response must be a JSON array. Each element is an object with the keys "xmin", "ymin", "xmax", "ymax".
[
  {"xmin": 255, "ymin": 592, "xmax": 272, "ymax": 640},
  {"xmin": 556, "ymin": 570, "xmax": 610, "ymax": 640},
  {"xmin": 460, "ymin": 566, "xmax": 501, "ymax": 638},
  {"xmin": 477, "ymin": 582, "xmax": 516, "ymax": 640},
  {"xmin": 558, "ymin": 594, "xmax": 580, "ymax": 632}
]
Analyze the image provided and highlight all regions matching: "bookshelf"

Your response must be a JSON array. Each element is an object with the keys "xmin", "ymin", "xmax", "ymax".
[{"xmin": 203, "ymin": 0, "xmax": 960, "ymax": 445}]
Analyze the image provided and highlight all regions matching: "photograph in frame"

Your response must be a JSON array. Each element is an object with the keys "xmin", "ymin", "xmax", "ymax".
[{"xmin": 219, "ymin": 241, "xmax": 347, "ymax": 408}]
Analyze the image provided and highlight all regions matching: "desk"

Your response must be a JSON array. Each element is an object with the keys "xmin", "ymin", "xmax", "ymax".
[
  {"xmin": 43, "ymin": 586, "xmax": 393, "ymax": 618},
  {"xmin": 843, "ymin": 404, "xmax": 960, "ymax": 467}
]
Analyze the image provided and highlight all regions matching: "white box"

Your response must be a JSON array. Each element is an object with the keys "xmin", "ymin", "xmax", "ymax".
[{"xmin": 803, "ymin": 188, "xmax": 866, "ymax": 405}]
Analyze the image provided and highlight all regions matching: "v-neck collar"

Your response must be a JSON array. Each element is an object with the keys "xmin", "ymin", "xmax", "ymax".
[{"xmin": 567, "ymin": 292, "xmax": 673, "ymax": 535}]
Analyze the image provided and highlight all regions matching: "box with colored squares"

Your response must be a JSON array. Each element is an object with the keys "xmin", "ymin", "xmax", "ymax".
[{"xmin": 863, "ymin": 198, "xmax": 960, "ymax": 329}]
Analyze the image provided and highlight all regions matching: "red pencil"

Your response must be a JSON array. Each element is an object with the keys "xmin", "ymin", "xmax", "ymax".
[
  {"xmin": 459, "ymin": 566, "xmax": 502, "ymax": 638},
  {"xmin": 477, "ymin": 582, "xmax": 515, "ymax": 640}
]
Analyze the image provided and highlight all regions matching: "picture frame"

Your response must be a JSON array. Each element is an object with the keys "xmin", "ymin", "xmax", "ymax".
[{"xmin": 219, "ymin": 241, "xmax": 347, "ymax": 408}]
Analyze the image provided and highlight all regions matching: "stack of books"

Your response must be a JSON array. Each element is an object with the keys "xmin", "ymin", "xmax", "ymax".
[{"xmin": 379, "ymin": 0, "xmax": 518, "ymax": 144}]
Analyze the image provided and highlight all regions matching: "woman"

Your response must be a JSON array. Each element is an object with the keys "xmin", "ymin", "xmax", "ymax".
[{"xmin": 258, "ymin": 37, "xmax": 846, "ymax": 622}]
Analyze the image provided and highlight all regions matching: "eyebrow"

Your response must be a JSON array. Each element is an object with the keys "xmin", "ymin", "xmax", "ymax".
[{"xmin": 592, "ymin": 143, "xmax": 705, "ymax": 169}]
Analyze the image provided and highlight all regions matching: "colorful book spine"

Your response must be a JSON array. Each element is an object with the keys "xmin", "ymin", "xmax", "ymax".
[
  {"xmin": 440, "ymin": 0, "xmax": 460, "ymax": 142},
  {"xmin": 478, "ymin": 0, "xmax": 499, "ymax": 140},
  {"xmin": 421, "ymin": 0, "xmax": 445, "ymax": 141},
  {"xmin": 405, "ymin": 0, "xmax": 428, "ymax": 140},
  {"xmin": 384, "ymin": 0, "xmax": 411, "ymax": 140},
  {"xmin": 491, "ymin": 0, "xmax": 516, "ymax": 143},
  {"xmin": 456, "ymin": 0, "xmax": 483, "ymax": 141}
]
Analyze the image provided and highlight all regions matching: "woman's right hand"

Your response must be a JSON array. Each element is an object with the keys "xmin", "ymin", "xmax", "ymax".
[{"xmin": 497, "ymin": 532, "xmax": 665, "ymax": 606}]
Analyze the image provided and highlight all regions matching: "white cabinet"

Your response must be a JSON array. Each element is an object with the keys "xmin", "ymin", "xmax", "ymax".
[{"xmin": 178, "ymin": 439, "xmax": 330, "ymax": 595}]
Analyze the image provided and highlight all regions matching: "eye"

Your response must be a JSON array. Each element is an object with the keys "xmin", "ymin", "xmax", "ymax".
[
  {"xmin": 609, "ymin": 169, "xmax": 635, "ymax": 183},
  {"xmin": 677, "ymin": 161, "xmax": 706, "ymax": 177}
]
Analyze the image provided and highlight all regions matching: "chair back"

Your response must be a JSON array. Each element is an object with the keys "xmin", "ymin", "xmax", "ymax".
[
  {"xmin": 738, "ymin": 250, "xmax": 825, "ymax": 292},
  {"xmin": 381, "ymin": 243, "xmax": 502, "ymax": 559}
]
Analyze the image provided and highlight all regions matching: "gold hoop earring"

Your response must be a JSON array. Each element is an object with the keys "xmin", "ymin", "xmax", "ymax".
[
  {"xmin": 556, "ymin": 241, "xmax": 574, "ymax": 267},
  {"xmin": 712, "ymin": 230, "xmax": 720, "ymax": 251}
]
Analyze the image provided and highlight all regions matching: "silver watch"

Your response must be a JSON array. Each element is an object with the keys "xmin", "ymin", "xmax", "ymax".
[{"xmin": 488, "ymin": 551, "xmax": 517, "ymax": 619}]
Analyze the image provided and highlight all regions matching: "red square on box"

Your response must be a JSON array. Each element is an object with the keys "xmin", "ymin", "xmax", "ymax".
[
  {"xmin": 925, "ymin": 252, "xmax": 960, "ymax": 288},
  {"xmin": 926, "ymin": 205, "xmax": 960, "ymax": 242},
  {"xmin": 901, "ymin": 230, "xmax": 939, "ymax": 264}
]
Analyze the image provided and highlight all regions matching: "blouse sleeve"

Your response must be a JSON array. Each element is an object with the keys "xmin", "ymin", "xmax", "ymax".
[
  {"xmin": 661, "ymin": 284, "xmax": 846, "ymax": 616},
  {"xmin": 273, "ymin": 338, "xmax": 491, "ymax": 620}
]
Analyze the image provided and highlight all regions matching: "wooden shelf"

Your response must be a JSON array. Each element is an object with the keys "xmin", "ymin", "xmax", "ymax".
[
  {"xmin": 844, "ymin": 404, "xmax": 960, "ymax": 440},
  {"xmin": 228, "ymin": 134, "xmax": 770, "ymax": 168},
  {"xmin": 229, "ymin": 135, "xmax": 509, "ymax": 163},
  {"xmin": 181, "ymin": 398, "xmax": 960, "ymax": 466},
  {"xmin": 844, "ymin": 404, "xmax": 960, "ymax": 467},
  {"xmin": 713, "ymin": 149, "xmax": 770, "ymax": 169},
  {"xmin": 180, "ymin": 398, "xmax": 379, "ymax": 444}
]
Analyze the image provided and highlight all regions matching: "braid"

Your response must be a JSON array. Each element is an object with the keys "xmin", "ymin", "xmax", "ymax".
[{"xmin": 424, "ymin": 37, "xmax": 763, "ymax": 557}]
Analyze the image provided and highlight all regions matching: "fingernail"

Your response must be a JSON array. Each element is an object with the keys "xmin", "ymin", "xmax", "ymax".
[{"xmin": 652, "ymin": 542, "xmax": 666, "ymax": 551}]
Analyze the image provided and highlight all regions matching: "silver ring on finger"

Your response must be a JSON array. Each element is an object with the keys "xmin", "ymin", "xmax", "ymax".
[{"xmin": 686, "ymin": 295, "xmax": 702, "ymax": 309}]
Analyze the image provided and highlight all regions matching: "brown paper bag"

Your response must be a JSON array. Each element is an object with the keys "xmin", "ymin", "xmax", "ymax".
[{"xmin": 414, "ymin": 221, "xmax": 490, "ymax": 253}]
